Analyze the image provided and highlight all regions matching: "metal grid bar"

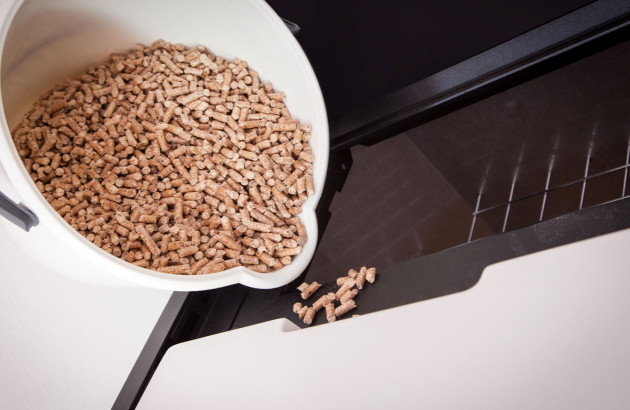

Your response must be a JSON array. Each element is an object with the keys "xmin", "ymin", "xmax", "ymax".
[
  {"xmin": 539, "ymin": 157, "xmax": 555, "ymax": 222},
  {"xmin": 502, "ymin": 180, "xmax": 516, "ymax": 233},
  {"xmin": 623, "ymin": 142, "xmax": 630, "ymax": 197},
  {"xmin": 579, "ymin": 148, "xmax": 592, "ymax": 210},
  {"xmin": 473, "ymin": 162, "xmax": 630, "ymax": 217},
  {"xmin": 470, "ymin": 145, "xmax": 630, "ymax": 237},
  {"xmin": 467, "ymin": 192, "xmax": 482, "ymax": 243}
]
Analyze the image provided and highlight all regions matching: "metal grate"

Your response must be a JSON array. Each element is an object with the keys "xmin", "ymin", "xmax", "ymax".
[{"xmin": 468, "ymin": 141, "xmax": 630, "ymax": 242}]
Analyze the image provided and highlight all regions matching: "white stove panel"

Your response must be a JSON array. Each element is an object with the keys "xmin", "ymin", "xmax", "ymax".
[{"xmin": 140, "ymin": 228, "xmax": 630, "ymax": 410}]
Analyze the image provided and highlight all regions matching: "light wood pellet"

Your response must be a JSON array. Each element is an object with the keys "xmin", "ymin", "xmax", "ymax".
[
  {"xmin": 293, "ymin": 267, "xmax": 376, "ymax": 326},
  {"xmin": 335, "ymin": 277, "xmax": 356, "ymax": 301},
  {"xmin": 12, "ymin": 40, "xmax": 314, "ymax": 275},
  {"xmin": 303, "ymin": 307, "xmax": 315, "ymax": 325},
  {"xmin": 366, "ymin": 267, "xmax": 376, "ymax": 283},
  {"xmin": 339, "ymin": 288, "xmax": 358, "ymax": 304},
  {"xmin": 299, "ymin": 281, "xmax": 321, "ymax": 300},
  {"xmin": 355, "ymin": 266, "xmax": 367, "ymax": 289},
  {"xmin": 325, "ymin": 303, "xmax": 336, "ymax": 323},
  {"xmin": 334, "ymin": 300, "xmax": 356, "ymax": 317},
  {"xmin": 312, "ymin": 292, "xmax": 335, "ymax": 312}
]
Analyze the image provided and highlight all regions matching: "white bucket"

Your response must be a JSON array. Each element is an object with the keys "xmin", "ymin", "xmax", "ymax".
[{"xmin": 0, "ymin": 0, "xmax": 328, "ymax": 290}]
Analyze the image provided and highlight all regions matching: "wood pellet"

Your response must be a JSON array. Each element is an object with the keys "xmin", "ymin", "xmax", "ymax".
[
  {"xmin": 12, "ymin": 40, "xmax": 314, "ymax": 275},
  {"xmin": 294, "ymin": 267, "xmax": 376, "ymax": 326}
]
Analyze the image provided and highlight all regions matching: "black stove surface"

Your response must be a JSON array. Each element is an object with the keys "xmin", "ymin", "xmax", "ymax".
[{"xmin": 266, "ymin": 0, "xmax": 593, "ymax": 119}]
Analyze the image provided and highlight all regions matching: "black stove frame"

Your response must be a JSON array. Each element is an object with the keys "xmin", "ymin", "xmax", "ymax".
[{"xmin": 114, "ymin": 2, "xmax": 630, "ymax": 408}]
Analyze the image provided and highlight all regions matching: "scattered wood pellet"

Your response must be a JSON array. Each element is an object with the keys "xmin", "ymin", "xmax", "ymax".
[
  {"xmin": 292, "ymin": 267, "xmax": 377, "ymax": 326},
  {"xmin": 297, "ymin": 305, "xmax": 308, "ymax": 320},
  {"xmin": 335, "ymin": 278, "xmax": 356, "ymax": 301},
  {"xmin": 303, "ymin": 307, "xmax": 315, "ymax": 325},
  {"xmin": 334, "ymin": 300, "xmax": 356, "ymax": 317},
  {"xmin": 339, "ymin": 288, "xmax": 358, "ymax": 304},
  {"xmin": 366, "ymin": 267, "xmax": 376, "ymax": 284},
  {"xmin": 312, "ymin": 292, "xmax": 335, "ymax": 312},
  {"xmin": 12, "ymin": 40, "xmax": 315, "ymax": 275},
  {"xmin": 300, "ymin": 281, "xmax": 321, "ymax": 300},
  {"xmin": 356, "ymin": 266, "xmax": 367, "ymax": 290},
  {"xmin": 325, "ymin": 303, "xmax": 336, "ymax": 323}
]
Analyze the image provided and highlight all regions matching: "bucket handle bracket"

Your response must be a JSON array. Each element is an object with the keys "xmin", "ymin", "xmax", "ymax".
[{"xmin": 0, "ymin": 190, "xmax": 38, "ymax": 231}]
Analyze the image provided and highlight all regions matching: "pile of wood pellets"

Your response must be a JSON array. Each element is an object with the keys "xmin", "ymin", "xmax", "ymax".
[
  {"xmin": 11, "ymin": 40, "xmax": 314, "ymax": 274},
  {"xmin": 293, "ymin": 267, "xmax": 376, "ymax": 325}
]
